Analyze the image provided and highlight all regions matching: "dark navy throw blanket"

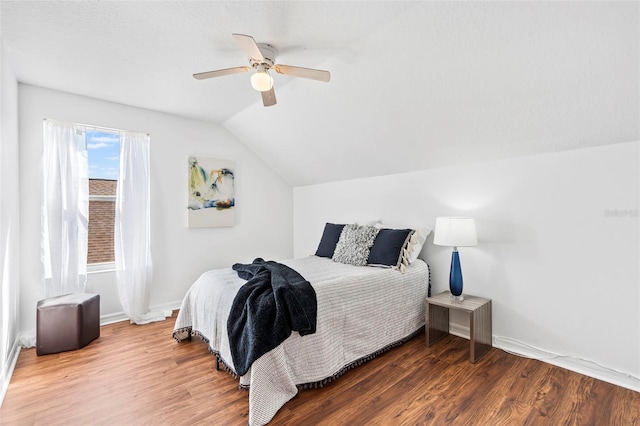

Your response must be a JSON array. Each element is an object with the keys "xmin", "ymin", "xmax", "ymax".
[{"xmin": 228, "ymin": 258, "xmax": 317, "ymax": 377}]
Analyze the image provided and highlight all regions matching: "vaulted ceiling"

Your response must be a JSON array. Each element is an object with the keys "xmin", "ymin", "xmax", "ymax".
[{"xmin": 2, "ymin": 1, "xmax": 638, "ymax": 186}]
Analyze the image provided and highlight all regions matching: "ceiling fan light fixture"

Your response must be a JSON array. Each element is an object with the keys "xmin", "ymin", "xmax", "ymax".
[
  {"xmin": 193, "ymin": 33, "xmax": 330, "ymax": 107},
  {"xmin": 250, "ymin": 69, "xmax": 273, "ymax": 92}
]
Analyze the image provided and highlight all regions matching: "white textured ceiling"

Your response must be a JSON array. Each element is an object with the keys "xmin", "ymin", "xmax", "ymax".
[{"xmin": 2, "ymin": 1, "xmax": 638, "ymax": 186}]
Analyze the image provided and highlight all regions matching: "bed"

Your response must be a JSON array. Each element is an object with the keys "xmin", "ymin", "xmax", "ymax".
[{"xmin": 173, "ymin": 224, "xmax": 431, "ymax": 425}]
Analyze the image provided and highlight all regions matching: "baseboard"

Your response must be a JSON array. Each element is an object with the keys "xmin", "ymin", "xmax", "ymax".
[
  {"xmin": 100, "ymin": 300, "xmax": 182, "ymax": 325},
  {"xmin": 0, "ymin": 337, "xmax": 22, "ymax": 407},
  {"xmin": 494, "ymin": 336, "xmax": 640, "ymax": 393},
  {"xmin": 449, "ymin": 322, "xmax": 640, "ymax": 392},
  {"xmin": 445, "ymin": 322, "xmax": 639, "ymax": 392},
  {"xmin": 449, "ymin": 322, "xmax": 469, "ymax": 339}
]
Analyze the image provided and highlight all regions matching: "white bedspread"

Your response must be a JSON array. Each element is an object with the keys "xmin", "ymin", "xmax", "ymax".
[{"xmin": 173, "ymin": 256, "xmax": 430, "ymax": 425}]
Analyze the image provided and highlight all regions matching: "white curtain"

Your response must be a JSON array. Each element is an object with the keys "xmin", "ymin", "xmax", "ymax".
[
  {"xmin": 41, "ymin": 120, "xmax": 88, "ymax": 298},
  {"xmin": 115, "ymin": 131, "xmax": 168, "ymax": 324}
]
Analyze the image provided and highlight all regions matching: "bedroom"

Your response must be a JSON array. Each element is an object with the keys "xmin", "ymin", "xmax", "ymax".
[{"xmin": 0, "ymin": 0, "xmax": 638, "ymax": 423}]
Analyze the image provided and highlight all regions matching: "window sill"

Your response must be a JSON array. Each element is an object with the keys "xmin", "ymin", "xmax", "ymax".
[{"xmin": 87, "ymin": 262, "xmax": 116, "ymax": 274}]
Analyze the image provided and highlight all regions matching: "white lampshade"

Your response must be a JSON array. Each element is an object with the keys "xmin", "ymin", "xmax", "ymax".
[
  {"xmin": 433, "ymin": 217, "xmax": 477, "ymax": 247},
  {"xmin": 250, "ymin": 70, "xmax": 273, "ymax": 92}
]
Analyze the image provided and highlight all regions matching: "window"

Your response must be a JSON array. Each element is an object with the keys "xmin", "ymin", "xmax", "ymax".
[{"xmin": 87, "ymin": 129, "xmax": 120, "ymax": 268}]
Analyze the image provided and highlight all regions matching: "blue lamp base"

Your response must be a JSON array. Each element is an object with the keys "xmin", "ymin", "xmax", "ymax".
[{"xmin": 449, "ymin": 249, "xmax": 464, "ymax": 301}]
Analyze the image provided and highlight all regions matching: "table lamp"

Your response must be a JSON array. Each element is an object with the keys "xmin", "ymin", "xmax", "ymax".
[{"xmin": 433, "ymin": 217, "xmax": 477, "ymax": 301}]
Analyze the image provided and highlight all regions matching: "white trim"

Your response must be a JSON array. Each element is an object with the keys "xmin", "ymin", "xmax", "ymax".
[
  {"xmin": 442, "ymin": 322, "xmax": 640, "ymax": 392},
  {"xmin": 88, "ymin": 195, "xmax": 116, "ymax": 202},
  {"xmin": 449, "ymin": 322, "xmax": 469, "ymax": 339},
  {"xmin": 494, "ymin": 336, "xmax": 640, "ymax": 393},
  {"xmin": 99, "ymin": 300, "xmax": 182, "ymax": 326},
  {"xmin": 87, "ymin": 262, "xmax": 115, "ymax": 274},
  {"xmin": 0, "ymin": 337, "xmax": 21, "ymax": 408}
]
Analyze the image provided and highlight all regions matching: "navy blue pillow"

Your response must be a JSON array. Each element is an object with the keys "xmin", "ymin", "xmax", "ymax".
[
  {"xmin": 367, "ymin": 228, "xmax": 414, "ymax": 267},
  {"xmin": 315, "ymin": 223, "xmax": 346, "ymax": 258}
]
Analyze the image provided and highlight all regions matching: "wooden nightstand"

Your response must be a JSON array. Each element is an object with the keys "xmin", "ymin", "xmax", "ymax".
[{"xmin": 425, "ymin": 291, "xmax": 492, "ymax": 363}]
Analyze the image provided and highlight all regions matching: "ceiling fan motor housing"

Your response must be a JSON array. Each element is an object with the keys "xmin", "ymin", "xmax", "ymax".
[{"xmin": 250, "ymin": 43, "xmax": 276, "ymax": 69}]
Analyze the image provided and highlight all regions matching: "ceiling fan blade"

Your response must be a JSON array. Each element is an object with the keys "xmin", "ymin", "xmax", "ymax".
[
  {"xmin": 232, "ymin": 33, "xmax": 265, "ymax": 61},
  {"xmin": 273, "ymin": 64, "xmax": 330, "ymax": 82},
  {"xmin": 261, "ymin": 87, "xmax": 277, "ymax": 107},
  {"xmin": 193, "ymin": 66, "xmax": 250, "ymax": 80}
]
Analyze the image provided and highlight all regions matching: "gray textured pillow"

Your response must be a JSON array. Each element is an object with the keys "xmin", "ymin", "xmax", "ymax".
[{"xmin": 332, "ymin": 224, "xmax": 380, "ymax": 266}]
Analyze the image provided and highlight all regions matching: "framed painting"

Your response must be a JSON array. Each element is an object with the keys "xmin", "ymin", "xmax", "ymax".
[{"xmin": 187, "ymin": 156, "xmax": 235, "ymax": 228}]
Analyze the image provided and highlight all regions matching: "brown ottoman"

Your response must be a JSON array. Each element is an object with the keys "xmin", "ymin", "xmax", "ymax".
[{"xmin": 37, "ymin": 293, "xmax": 100, "ymax": 356}]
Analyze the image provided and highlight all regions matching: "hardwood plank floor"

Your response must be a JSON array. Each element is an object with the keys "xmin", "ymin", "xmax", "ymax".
[{"xmin": 1, "ymin": 311, "xmax": 639, "ymax": 425}]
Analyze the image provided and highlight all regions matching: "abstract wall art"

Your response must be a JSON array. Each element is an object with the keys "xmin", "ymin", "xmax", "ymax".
[{"xmin": 187, "ymin": 156, "xmax": 235, "ymax": 228}]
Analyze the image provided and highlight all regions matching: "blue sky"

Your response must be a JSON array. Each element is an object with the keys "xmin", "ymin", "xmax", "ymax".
[{"xmin": 87, "ymin": 130, "xmax": 120, "ymax": 180}]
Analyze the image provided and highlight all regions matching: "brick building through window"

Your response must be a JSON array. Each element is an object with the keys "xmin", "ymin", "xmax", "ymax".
[{"xmin": 88, "ymin": 179, "xmax": 117, "ymax": 264}]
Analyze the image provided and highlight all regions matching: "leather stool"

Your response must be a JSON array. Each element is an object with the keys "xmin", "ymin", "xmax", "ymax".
[{"xmin": 37, "ymin": 293, "xmax": 100, "ymax": 356}]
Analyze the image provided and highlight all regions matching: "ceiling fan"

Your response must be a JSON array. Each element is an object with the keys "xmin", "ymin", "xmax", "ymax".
[{"xmin": 193, "ymin": 33, "xmax": 331, "ymax": 107}]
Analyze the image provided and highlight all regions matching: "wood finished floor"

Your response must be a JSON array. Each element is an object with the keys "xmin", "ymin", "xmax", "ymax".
[{"xmin": 1, "ymin": 311, "xmax": 639, "ymax": 425}]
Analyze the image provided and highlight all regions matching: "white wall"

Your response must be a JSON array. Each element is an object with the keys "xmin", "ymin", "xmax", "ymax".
[
  {"xmin": 0, "ymin": 38, "xmax": 21, "ymax": 405},
  {"xmin": 293, "ymin": 142, "xmax": 640, "ymax": 391},
  {"xmin": 18, "ymin": 84, "xmax": 294, "ymax": 333}
]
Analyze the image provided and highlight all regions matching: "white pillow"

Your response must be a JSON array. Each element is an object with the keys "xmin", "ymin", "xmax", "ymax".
[{"xmin": 406, "ymin": 227, "xmax": 432, "ymax": 263}]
